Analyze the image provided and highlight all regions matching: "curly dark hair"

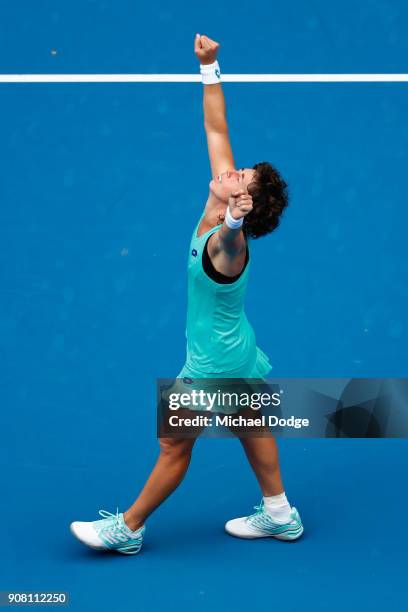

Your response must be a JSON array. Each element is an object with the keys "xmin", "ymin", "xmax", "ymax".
[{"xmin": 243, "ymin": 161, "xmax": 289, "ymax": 239}]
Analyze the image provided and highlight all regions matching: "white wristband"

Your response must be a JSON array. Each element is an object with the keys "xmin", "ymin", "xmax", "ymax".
[
  {"xmin": 200, "ymin": 60, "xmax": 221, "ymax": 85},
  {"xmin": 225, "ymin": 206, "xmax": 244, "ymax": 230}
]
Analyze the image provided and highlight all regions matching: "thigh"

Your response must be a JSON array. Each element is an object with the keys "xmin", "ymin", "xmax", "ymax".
[
  {"xmin": 226, "ymin": 406, "xmax": 273, "ymax": 438},
  {"xmin": 158, "ymin": 406, "xmax": 210, "ymax": 440}
]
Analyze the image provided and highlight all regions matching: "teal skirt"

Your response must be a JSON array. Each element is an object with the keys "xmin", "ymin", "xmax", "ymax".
[
  {"xmin": 177, "ymin": 345, "xmax": 272, "ymax": 380},
  {"xmin": 162, "ymin": 346, "xmax": 273, "ymax": 415}
]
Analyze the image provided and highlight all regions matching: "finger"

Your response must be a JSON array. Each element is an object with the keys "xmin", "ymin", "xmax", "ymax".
[
  {"xmin": 205, "ymin": 36, "xmax": 220, "ymax": 46},
  {"xmin": 200, "ymin": 37, "xmax": 211, "ymax": 50},
  {"xmin": 194, "ymin": 33, "xmax": 202, "ymax": 51},
  {"xmin": 236, "ymin": 195, "xmax": 252, "ymax": 204},
  {"xmin": 236, "ymin": 199, "xmax": 253, "ymax": 207}
]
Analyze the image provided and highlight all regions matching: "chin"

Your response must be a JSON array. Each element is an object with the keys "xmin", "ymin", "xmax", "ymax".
[{"xmin": 209, "ymin": 180, "xmax": 228, "ymax": 203}]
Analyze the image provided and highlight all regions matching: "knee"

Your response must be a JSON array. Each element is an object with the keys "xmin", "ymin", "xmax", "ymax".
[{"xmin": 159, "ymin": 437, "xmax": 195, "ymax": 459}]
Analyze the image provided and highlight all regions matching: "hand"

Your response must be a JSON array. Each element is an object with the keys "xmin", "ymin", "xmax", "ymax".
[
  {"xmin": 194, "ymin": 34, "xmax": 220, "ymax": 65},
  {"xmin": 228, "ymin": 189, "xmax": 253, "ymax": 220}
]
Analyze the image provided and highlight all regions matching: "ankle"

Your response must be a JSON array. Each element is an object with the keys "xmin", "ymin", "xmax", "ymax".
[
  {"xmin": 123, "ymin": 511, "xmax": 144, "ymax": 532},
  {"xmin": 262, "ymin": 492, "xmax": 292, "ymax": 522}
]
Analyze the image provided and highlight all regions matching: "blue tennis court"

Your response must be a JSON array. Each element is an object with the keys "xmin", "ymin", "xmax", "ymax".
[{"xmin": 1, "ymin": 1, "xmax": 407, "ymax": 610}]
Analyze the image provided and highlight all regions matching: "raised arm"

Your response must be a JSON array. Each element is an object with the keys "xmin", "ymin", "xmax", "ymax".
[
  {"xmin": 193, "ymin": 34, "xmax": 254, "ymax": 276},
  {"xmin": 194, "ymin": 34, "xmax": 235, "ymax": 178}
]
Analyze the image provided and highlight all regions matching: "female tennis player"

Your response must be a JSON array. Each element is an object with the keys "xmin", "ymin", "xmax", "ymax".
[{"xmin": 70, "ymin": 34, "xmax": 303, "ymax": 554}]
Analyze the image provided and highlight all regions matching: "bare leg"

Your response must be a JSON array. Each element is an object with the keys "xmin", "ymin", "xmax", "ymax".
[
  {"xmin": 239, "ymin": 434, "xmax": 285, "ymax": 497},
  {"xmin": 123, "ymin": 437, "xmax": 197, "ymax": 531}
]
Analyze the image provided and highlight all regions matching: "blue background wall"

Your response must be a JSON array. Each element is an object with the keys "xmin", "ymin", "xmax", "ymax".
[{"xmin": 0, "ymin": 1, "xmax": 407, "ymax": 610}]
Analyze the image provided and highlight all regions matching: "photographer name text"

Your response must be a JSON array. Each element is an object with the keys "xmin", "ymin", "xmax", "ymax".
[{"xmin": 168, "ymin": 414, "xmax": 310, "ymax": 429}]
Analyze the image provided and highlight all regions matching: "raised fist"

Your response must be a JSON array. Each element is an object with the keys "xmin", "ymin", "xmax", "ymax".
[
  {"xmin": 194, "ymin": 34, "xmax": 220, "ymax": 65},
  {"xmin": 228, "ymin": 189, "xmax": 253, "ymax": 220}
]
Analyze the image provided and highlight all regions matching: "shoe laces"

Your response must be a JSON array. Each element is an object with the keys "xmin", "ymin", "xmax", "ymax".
[
  {"xmin": 248, "ymin": 500, "xmax": 295, "ymax": 529},
  {"xmin": 248, "ymin": 500, "xmax": 265, "ymax": 518},
  {"xmin": 246, "ymin": 500, "xmax": 276, "ymax": 529},
  {"xmin": 96, "ymin": 508, "xmax": 124, "ymax": 533}
]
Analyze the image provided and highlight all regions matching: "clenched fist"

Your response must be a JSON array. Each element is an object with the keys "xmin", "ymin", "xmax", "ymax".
[
  {"xmin": 228, "ymin": 189, "xmax": 253, "ymax": 220},
  {"xmin": 194, "ymin": 34, "xmax": 220, "ymax": 65}
]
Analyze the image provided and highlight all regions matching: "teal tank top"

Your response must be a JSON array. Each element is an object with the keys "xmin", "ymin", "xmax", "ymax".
[{"xmin": 183, "ymin": 215, "xmax": 259, "ymax": 376}]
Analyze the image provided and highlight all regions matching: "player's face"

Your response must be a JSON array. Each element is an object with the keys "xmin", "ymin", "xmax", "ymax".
[{"xmin": 209, "ymin": 168, "xmax": 256, "ymax": 202}]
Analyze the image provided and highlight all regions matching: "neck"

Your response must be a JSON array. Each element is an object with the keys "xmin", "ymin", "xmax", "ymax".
[{"xmin": 204, "ymin": 191, "xmax": 228, "ymax": 226}]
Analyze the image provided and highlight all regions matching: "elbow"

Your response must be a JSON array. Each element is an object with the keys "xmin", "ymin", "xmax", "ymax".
[{"xmin": 204, "ymin": 121, "xmax": 229, "ymax": 134}]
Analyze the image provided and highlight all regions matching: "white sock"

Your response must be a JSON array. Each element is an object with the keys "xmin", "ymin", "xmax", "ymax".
[{"xmin": 263, "ymin": 492, "xmax": 292, "ymax": 523}]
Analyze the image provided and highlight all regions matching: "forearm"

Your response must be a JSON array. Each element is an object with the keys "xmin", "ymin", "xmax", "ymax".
[
  {"xmin": 217, "ymin": 189, "xmax": 253, "ymax": 255},
  {"xmin": 203, "ymin": 83, "xmax": 228, "ymax": 133}
]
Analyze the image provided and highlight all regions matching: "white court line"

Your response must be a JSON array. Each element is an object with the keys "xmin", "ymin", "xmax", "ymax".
[{"xmin": 0, "ymin": 73, "xmax": 408, "ymax": 83}]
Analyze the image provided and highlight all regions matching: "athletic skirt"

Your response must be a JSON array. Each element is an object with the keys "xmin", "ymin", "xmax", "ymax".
[
  {"xmin": 161, "ymin": 346, "xmax": 273, "ymax": 415},
  {"xmin": 177, "ymin": 345, "xmax": 272, "ymax": 380}
]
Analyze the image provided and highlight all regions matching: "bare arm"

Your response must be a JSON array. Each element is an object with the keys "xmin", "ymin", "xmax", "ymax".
[
  {"xmin": 194, "ymin": 34, "xmax": 235, "ymax": 178},
  {"xmin": 194, "ymin": 35, "xmax": 253, "ymax": 276},
  {"xmin": 209, "ymin": 188, "xmax": 253, "ymax": 275}
]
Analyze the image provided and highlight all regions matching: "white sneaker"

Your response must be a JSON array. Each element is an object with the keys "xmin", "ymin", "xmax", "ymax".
[
  {"xmin": 225, "ymin": 501, "xmax": 304, "ymax": 541},
  {"xmin": 70, "ymin": 509, "xmax": 145, "ymax": 555}
]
